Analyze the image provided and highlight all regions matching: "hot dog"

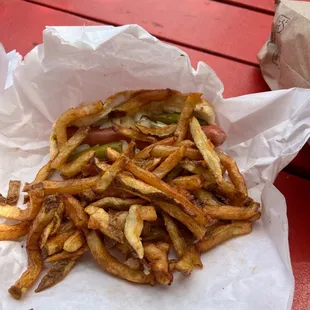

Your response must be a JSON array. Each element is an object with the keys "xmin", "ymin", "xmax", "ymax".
[{"xmin": 67, "ymin": 124, "xmax": 226, "ymax": 147}]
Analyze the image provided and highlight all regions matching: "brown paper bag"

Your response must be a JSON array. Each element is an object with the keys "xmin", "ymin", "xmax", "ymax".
[{"xmin": 258, "ymin": 0, "xmax": 310, "ymax": 90}]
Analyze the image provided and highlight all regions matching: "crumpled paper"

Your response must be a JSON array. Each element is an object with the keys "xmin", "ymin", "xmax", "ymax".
[
  {"xmin": 258, "ymin": 0, "xmax": 310, "ymax": 90},
  {"xmin": 0, "ymin": 25, "xmax": 309, "ymax": 310}
]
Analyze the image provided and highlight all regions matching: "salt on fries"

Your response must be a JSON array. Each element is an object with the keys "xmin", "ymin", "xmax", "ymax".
[{"xmin": 0, "ymin": 89, "xmax": 259, "ymax": 299}]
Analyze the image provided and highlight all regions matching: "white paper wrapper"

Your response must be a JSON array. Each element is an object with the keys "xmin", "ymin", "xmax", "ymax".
[{"xmin": 0, "ymin": 25, "xmax": 309, "ymax": 310}]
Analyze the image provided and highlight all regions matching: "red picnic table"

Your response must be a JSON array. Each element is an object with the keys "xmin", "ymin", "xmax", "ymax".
[{"xmin": 0, "ymin": 1, "xmax": 309, "ymax": 309}]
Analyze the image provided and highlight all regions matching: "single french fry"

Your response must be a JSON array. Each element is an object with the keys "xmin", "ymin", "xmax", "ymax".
[
  {"xmin": 8, "ymin": 249, "xmax": 43, "ymax": 300},
  {"xmin": 0, "ymin": 221, "xmax": 30, "ymax": 241},
  {"xmin": 194, "ymin": 189, "xmax": 222, "ymax": 206},
  {"xmin": 189, "ymin": 117, "xmax": 222, "ymax": 183},
  {"xmin": 135, "ymin": 124, "xmax": 176, "ymax": 137},
  {"xmin": 152, "ymin": 145, "xmax": 186, "ymax": 179},
  {"xmin": 6, "ymin": 180, "xmax": 21, "ymax": 205},
  {"xmin": 217, "ymin": 151, "xmax": 247, "ymax": 196},
  {"xmin": 170, "ymin": 175, "xmax": 204, "ymax": 191},
  {"xmin": 162, "ymin": 212, "xmax": 185, "ymax": 258},
  {"xmin": 174, "ymin": 245, "xmax": 203, "ymax": 275},
  {"xmin": 196, "ymin": 221, "xmax": 252, "ymax": 253},
  {"xmin": 151, "ymin": 145, "xmax": 202, "ymax": 160},
  {"xmin": 31, "ymin": 161, "xmax": 53, "ymax": 185},
  {"xmin": 203, "ymin": 204, "xmax": 258, "ymax": 220},
  {"xmin": 63, "ymin": 230, "xmax": 85, "ymax": 253},
  {"xmin": 35, "ymin": 259, "xmax": 77, "ymax": 293},
  {"xmin": 175, "ymin": 93, "xmax": 201, "ymax": 142}
]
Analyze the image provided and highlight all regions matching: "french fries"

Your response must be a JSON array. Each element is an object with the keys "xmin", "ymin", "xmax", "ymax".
[
  {"xmin": 2, "ymin": 91, "xmax": 260, "ymax": 297},
  {"xmin": 6, "ymin": 180, "xmax": 21, "ymax": 205},
  {"xmin": 136, "ymin": 124, "xmax": 176, "ymax": 137},
  {"xmin": 35, "ymin": 259, "xmax": 77, "ymax": 293},
  {"xmin": 55, "ymin": 100, "xmax": 103, "ymax": 147},
  {"xmin": 144, "ymin": 242, "xmax": 173, "ymax": 285},
  {"xmin": 175, "ymin": 93, "xmax": 201, "ymax": 142},
  {"xmin": 0, "ymin": 221, "xmax": 30, "ymax": 240},
  {"xmin": 51, "ymin": 126, "xmax": 90, "ymax": 169},
  {"xmin": 152, "ymin": 145, "xmax": 186, "ymax": 179},
  {"xmin": 190, "ymin": 117, "xmax": 222, "ymax": 183},
  {"xmin": 87, "ymin": 230, "xmax": 155, "ymax": 284},
  {"xmin": 162, "ymin": 212, "xmax": 185, "ymax": 258},
  {"xmin": 196, "ymin": 222, "xmax": 253, "ymax": 253}
]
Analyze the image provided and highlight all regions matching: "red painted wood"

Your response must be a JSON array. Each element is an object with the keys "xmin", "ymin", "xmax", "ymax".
[
  {"xmin": 0, "ymin": 1, "xmax": 269, "ymax": 98},
  {"xmin": 285, "ymin": 143, "xmax": 310, "ymax": 179},
  {"xmin": 220, "ymin": 0, "xmax": 274, "ymax": 13},
  {"xmin": 0, "ymin": 0, "xmax": 98, "ymax": 56},
  {"xmin": 275, "ymin": 172, "xmax": 310, "ymax": 310},
  {"xmin": 28, "ymin": 0, "xmax": 273, "ymax": 65}
]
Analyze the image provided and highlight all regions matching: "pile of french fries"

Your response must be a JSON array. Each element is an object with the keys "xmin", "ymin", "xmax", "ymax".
[{"xmin": 0, "ymin": 90, "xmax": 260, "ymax": 299}]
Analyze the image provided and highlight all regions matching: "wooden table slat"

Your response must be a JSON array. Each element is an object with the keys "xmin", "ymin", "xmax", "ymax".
[{"xmin": 28, "ymin": 0, "xmax": 273, "ymax": 65}]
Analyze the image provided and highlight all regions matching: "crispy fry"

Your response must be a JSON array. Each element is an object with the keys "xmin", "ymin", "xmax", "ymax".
[
  {"xmin": 152, "ymin": 145, "xmax": 186, "ymax": 179},
  {"xmin": 144, "ymin": 242, "xmax": 173, "ymax": 285},
  {"xmin": 88, "ymin": 197, "xmax": 145, "ymax": 211},
  {"xmin": 87, "ymin": 230, "xmax": 155, "ymax": 284},
  {"xmin": 114, "ymin": 89, "xmax": 174, "ymax": 115},
  {"xmin": 138, "ymin": 206, "xmax": 157, "ymax": 221},
  {"xmin": 113, "ymin": 124, "xmax": 157, "ymax": 143},
  {"xmin": 24, "ymin": 184, "xmax": 45, "ymax": 220},
  {"xmin": 0, "ymin": 193, "xmax": 6, "ymax": 203},
  {"xmin": 78, "ymin": 189, "xmax": 97, "ymax": 203},
  {"xmin": 40, "ymin": 201, "xmax": 65, "ymax": 248},
  {"xmin": 8, "ymin": 249, "xmax": 43, "ymax": 300},
  {"xmin": 0, "ymin": 204, "xmax": 23, "ymax": 220},
  {"xmin": 31, "ymin": 161, "xmax": 53, "ymax": 184},
  {"xmin": 175, "ymin": 93, "xmax": 201, "ymax": 142},
  {"xmin": 44, "ymin": 244, "xmax": 89, "ymax": 263},
  {"xmin": 124, "ymin": 205, "xmax": 144, "ymax": 259},
  {"xmin": 51, "ymin": 127, "xmax": 90, "ymax": 169},
  {"xmin": 62, "ymin": 194, "xmax": 88, "ymax": 229},
  {"xmin": 95, "ymin": 142, "xmax": 135, "ymax": 193},
  {"xmin": 0, "ymin": 221, "xmax": 30, "ymax": 240},
  {"xmin": 27, "ymin": 195, "xmax": 60, "ymax": 251},
  {"xmin": 35, "ymin": 259, "xmax": 77, "ymax": 293},
  {"xmin": 108, "ymin": 151, "xmax": 207, "ymax": 223},
  {"xmin": 151, "ymin": 145, "xmax": 202, "ymax": 160},
  {"xmin": 196, "ymin": 221, "xmax": 252, "ymax": 253},
  {"xmin": 175, "ymin": 245, "xmax": 203, "ymax": 275},
  {"xmin": 33, "ymin": 175, "xmax": 100, "ymax": 195},
  {"xmin": 63, "ymin": 230, "xmax": 85, "ymax": 252},
  {"xmin": 217, "ymin": 151, "xmax": 247, "ymax": 196},
  {"xmin": 135, "ymin": 124, "xmax": 176, "ymax": 137},
  {"xmin": 134, "ymin": 136, "xmax": 176, "ymax": 160},
  {"xmin": 43, "ymin": 229, "xmax": 76, "ymax": 256},
  {"xmin": 156, "ymin": 202, "xmax": 206, "ymax": 239},
  {"xmin": 190, "ymin": 117, "xmax": 222, "ymax": 183},
  {"xmin": 55, "ymin": 100, "xmax": 103, "ymax": 147},
  {"xmin": 85, "ymin": 205, "xmax": 127, "ymax": 243},
  {"xmin": 162, "ymin": 212, "xmax": 185, "ymax": 258},
  {"xmin": 170, "ymin": 175, "xmax": 204, "ymax": 191},
  {"xmin": 180, "ymin": 159, "xmax": 214, "ymax": 182},
  {"xmin": 6, "ymin": 180, "xmax": 21, "ymax": 205},
  {"xmin": 203, "ymin": 204, "xmax": 258, "ymax": 220},
  {"xmin": 194, "ymin": 189, "xmax": 222, "ymax": 206},
  {"xmin": 133, "ymin": 157, "xmax": 162, "ymax": 171},
  {"xmin": 60, "ymin": 149, "xmax": 95, "ymax": 178},
  {"xmin": 175, "ymin": 139, "xmax": 195, "ymax": 147}
]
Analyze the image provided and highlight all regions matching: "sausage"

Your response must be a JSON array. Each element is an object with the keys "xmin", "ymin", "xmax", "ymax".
[
  {"xmin": 201, "ymin": 125, "xmax": 226, "ymax": 146},
  {"xmin": 67, "ymin": 124, "xmax": 226, "ymax": 148}
]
